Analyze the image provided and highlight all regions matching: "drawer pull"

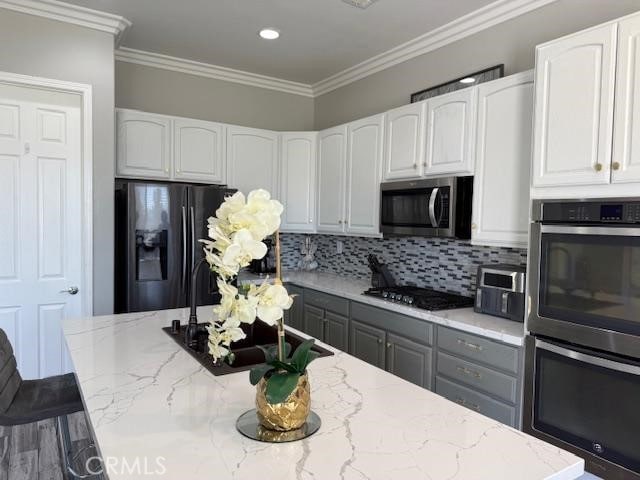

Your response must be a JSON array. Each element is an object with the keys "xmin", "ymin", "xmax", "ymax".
[
  {"xmin": 457, "ymin": 338, "xmax": 483, "ymax": 352},
  {"xmin": 454, "ymin": 396, "xmax": 480, "ymax": 412},
  {"xmin": 456, "ymin": 365, "xmax": 482, "ymax": 379}
]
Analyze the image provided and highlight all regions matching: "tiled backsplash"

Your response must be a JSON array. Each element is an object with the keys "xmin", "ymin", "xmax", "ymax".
[{"xmin": 281, "ymin": 234, "xmax": 527, "ymax": 297}]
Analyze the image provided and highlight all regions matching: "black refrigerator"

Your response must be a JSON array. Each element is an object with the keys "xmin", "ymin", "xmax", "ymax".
[{"xmin": 114, "ymin": 179, "xmax": 235, "ymax": 313}]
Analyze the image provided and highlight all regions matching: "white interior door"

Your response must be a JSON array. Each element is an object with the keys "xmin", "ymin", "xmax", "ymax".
[{"xmin": 0, "ymin": 96, "xmax": 82, "ymax": 379}]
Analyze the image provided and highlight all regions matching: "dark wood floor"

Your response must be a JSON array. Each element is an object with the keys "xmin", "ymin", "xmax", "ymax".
[{"xmin": 0, "ymin": 411, "xmax": 102, "ymax": 480}]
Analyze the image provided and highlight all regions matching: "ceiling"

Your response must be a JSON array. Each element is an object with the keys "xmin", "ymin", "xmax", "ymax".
[{"xmin": 58, "ymin": 0, "xmax": 497, "ymax": 84}]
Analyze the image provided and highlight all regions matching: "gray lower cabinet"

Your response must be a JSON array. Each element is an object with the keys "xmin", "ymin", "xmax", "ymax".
[
  {"xmin": 350, "ymin": 304, "xmax": 433, "ymax": 389},
  {"xmin": 325, "ymin": 311, "xmax": 349, "ymax": 352},
  {"xmin": 436, "ymin": 376, "xmax": 517, "ymax": 427},
  {"xmin": 288, "ymin": 285, "xmax": 524, "ymax": 429},
  {"xmin": 350, "ymin": 320, "xmax": 386, "ymax": 369},
  {"xmin": 387, "ymin": 333, "xmax": 432, "ymax": 389},
  {"xmin": 303, "ymin": 304, "xmax": 325, "ymax": 340},
  {"xmin": 301, "ymin": 289, "xmax": 350, "ymax": 350},
  {"xmin": 283, "ymin": 284, "xmax": 304, "ymax": 331},
  {"xmin": 435, "ymin": 326, "xmax": 523, "ymax": 428}
]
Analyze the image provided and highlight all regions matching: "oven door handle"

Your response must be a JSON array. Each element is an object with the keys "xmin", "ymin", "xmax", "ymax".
[
  {"xmin": 536, "ymin": 339, "xmax": 640, "ymax": 375},
  {"xmin": 540, "ymin": 225, "xmax": 640, "ymax": 237},
  {"xmin": 428, "ymin": 188, "xmax": 440, "ymax": 227}
]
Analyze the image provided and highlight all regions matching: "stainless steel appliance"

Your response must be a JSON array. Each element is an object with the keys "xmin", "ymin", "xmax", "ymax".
[
  {"xmin": 524, "ymin": 198, "xmax": 640, "ymax": 480},
  {"xmin": 380, "ymin": 176, "xmax": 473, "ymax": 238},
  {"xmin": 364, "ymin": 286, "xmax": 474, "ymax": 311},
  {"xmin": 114, "ymin": 179, "xmax": 235, "ymax": 313},
  {"xmin": 474, "ymin": 264, "xmax": 526, "ymax": 322},
  {"xmin": 249, "ymin": 238, "xmax": 277, "ymax": 275}
]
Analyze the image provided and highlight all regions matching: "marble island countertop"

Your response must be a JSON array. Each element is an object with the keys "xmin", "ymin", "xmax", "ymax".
[
  {"xmin": 239, "ymin": 271, "xmax": 526, "ymax": 346},
  {"xmin": 63, "ymin": 307, "xmax": 583, "ymax": 480}
]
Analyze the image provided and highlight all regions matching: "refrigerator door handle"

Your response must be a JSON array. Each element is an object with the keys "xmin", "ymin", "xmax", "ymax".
[
  {"xmin": 181, "ymin": 206, "xmax": 187, "ymax": 294},
  {"xmin": 190, "ymin": 206, "xmax": 196, "ymax": 271}
]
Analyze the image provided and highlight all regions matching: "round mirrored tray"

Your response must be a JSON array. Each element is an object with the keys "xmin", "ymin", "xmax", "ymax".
[{"xmin": 236, "ymin": 409, "xmax": 321, "ymax": 443}]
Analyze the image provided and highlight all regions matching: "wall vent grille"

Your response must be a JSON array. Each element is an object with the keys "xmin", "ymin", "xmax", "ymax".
[{"xmin": 342, "ymin": 0, "xmax": 378, "ymax": 9}]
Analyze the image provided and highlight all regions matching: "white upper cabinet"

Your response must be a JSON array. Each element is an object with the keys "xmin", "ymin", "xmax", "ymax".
[
  {"xmin": 346, "ymin": 114, "xmax": 384, "ymax": 236},
  {"xmin": 317, "ymin": 125, "xmax": 347, "ymax": 233},
  {"xmin": 226, "ymin": 126, "xmax": 279, "ymax": 197},
  {"xmin": 532, "ymin": 23, "xmax": 617, "ymax": 187},
  {"xmin": 173, "ymin": 118, "xmax": 225, "ymax": 184},
  {"xmin": 116, "ymin": 110, "xmax": 171, "ymax": 179},
  {"xmin": 280, "ymin": 132, "xmax": 317, "ymax": 233},
  {"xmin": 613, "ymin": 14, "xmax": 640, "ymax": 184},
  {"xmin": 383, "ymin": 102, "xmax": 426, "ymax": 180},
  {"xmin": 424, "ymin": 88, "xmax": 476, "ymax": 176},
  {"xmin": 472, "ymin": 72, "xmax": 534, "ymax": 248}
]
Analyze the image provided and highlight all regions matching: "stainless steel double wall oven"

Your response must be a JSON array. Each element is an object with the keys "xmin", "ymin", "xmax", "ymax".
[{"xmin": 525, "ymin": 198, "xmax": 640, "ymax": 480}]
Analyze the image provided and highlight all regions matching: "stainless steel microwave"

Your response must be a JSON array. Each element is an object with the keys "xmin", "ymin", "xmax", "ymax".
[{"xmin": 380, "ymin": 176, "xmax": 473, "ymax": 238}]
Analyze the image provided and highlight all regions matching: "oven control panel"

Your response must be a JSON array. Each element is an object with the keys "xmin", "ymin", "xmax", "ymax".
[{"xmin": 541, "ymin": 201, "xmax": 640, "ymax": 223}]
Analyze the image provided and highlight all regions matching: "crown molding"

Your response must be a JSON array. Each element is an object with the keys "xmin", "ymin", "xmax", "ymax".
[
  {"xmin": 113, "ymin": 0, "xmax": 556, "ymax": 98},
  {"xmin": 115, "ymin": 47, "xmax": 314, "ymax": 97},
  {"xmin": 0, "ymin": 0, "xmax": 131, "ymax": 45},
  {"xmin": 312, "ymin": 0, "xmax": 558, "ymax": 96}
]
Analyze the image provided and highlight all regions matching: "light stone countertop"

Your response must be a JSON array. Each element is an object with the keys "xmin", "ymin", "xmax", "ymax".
[
  {"xmin": 239, "ymin": 271, "xmax": 526, "ymax": 347},
  {"xmin": 62, "ymin": 307, "xmax": 583, "ymax": 480}
]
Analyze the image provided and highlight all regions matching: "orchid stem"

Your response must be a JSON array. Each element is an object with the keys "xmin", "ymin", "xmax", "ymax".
[{"xmin": 274, "ymin": 230, "xmax": 285, "ymax": 361}]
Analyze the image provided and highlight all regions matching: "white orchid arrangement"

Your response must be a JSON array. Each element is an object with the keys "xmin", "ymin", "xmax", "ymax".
[{"xmin": 201, "ymin": 189, "xmax": 293, "ymax": 362}]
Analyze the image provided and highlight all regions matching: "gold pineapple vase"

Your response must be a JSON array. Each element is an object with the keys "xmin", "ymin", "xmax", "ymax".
[{"xmin": 256, "ymin": 373, "xmax": 310, "ymax": 431}]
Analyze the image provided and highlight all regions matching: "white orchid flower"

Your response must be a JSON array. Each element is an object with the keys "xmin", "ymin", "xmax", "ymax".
[
  {"xmin": 215, "ymin": 191, "xmax": 245, "ymax": 223},
  {"xmin": 250, "ymin": 282, "xmax": 293, "ymax": 326},
  {"xmin": 204, "ymin": 249, "xmax": 238, "ymax": 279},
  {"xmin": 222, "ymin": 229, "xmax": 267, "ymax": 268},
  {"xmin": 206, "ymin": 327, "xmax": 230, "ymax": 360},
  {"xmin": 219, "ymin": 327, "xmax": 246, "ymax": 346}
]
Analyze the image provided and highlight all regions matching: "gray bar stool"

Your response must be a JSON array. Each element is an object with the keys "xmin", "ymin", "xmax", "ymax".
[{"xmin": 0, "ymin": 328, "xmax": 99, "ymax": 478}]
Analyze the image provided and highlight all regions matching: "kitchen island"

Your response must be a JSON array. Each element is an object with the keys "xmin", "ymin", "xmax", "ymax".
[{"xmin": 62, "ymin": 307, "xmax": 583, "ymax": 480}]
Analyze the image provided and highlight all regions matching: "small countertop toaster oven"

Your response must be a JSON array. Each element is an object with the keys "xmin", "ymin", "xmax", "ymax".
[{"xmin": 474, "ymin": 264, "xmax": 526, "ymax": 322}]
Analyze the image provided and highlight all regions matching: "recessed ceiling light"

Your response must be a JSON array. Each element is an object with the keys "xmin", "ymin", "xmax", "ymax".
[
  {"xmin": 459, "ymin": 77, "xmax": 476, "ymax": 84},
  {"xmin": 259, "ymin": 28, "xmax": 280, "ymax": 40}
]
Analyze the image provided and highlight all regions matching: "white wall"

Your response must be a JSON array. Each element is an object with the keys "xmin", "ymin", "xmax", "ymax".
[{"xmin": 0, "ymin": 9, "xmax": 115, "ymax": 315}]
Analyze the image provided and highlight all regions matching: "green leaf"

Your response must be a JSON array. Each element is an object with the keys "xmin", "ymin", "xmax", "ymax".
[
  {"xmin": 269, "ymin": 360, "xmax": 299, "ymax": 373},
  {"xmin": 249, "ymin": 364, "xmax": 274, "ymax": 386},
  {"xmin": 257, "ymin": 342, "xmax": 292, "ymax": 363},
  {"xmin": 307, "ymin": 350, "xmax": 320, "ymax": 365},
  {"xmin": 266, "ymin": 372, "xmax": 301, "ymax": 404},
  {"xmin": 291, "ymin": 339, "xmax": 315, "ymax": 372},
  {"xmin": 257, "ymin": 344, "xmax": 277, "ymax": 363}
]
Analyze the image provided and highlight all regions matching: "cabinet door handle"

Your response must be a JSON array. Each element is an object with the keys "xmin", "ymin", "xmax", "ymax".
[
  {"xmin": 456, "ymin": 365, "xmax": 482, "ymax": 379},
  {"xmin": 457, "ymin": 338, "xmax": 483, "ymax": 352},
  {"xmin": 612, "ymin": 162, "xmax": 621, "ymax": 171},
  {"xmin": 454, "ymin": 397, "xmax": 480, "ymax": 412},
  {"xmin": 595, "ymin": 163, "xmax": 603, "ymax": 172},
  {"xmin": 413, "ymin": 162, "xmax": 417, "ymax": 169},
  {"xmin": 386, "ymin": 342, "xmax": 392, "ymax": 348},
  {"xmin": 377, "ymin": 338, "xmax": 383, "ymax": 344}
]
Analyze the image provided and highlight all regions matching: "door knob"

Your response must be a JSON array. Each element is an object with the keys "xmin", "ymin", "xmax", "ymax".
[
  {"xmin": 60, "ymin": 286, "xmax": 79, "ymax": 295},
  {"xmin": 594, "ymin": 163, "xmax": 603, "ymax": 172},
  {"xmin": 612, "ymin": 162, "xmax": 621, "ymax": 171}
]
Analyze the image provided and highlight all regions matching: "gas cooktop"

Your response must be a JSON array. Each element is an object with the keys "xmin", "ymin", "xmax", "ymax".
[{"xmin": 364, "ymin": 286, "xmax": 474, "ymax": 311}]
